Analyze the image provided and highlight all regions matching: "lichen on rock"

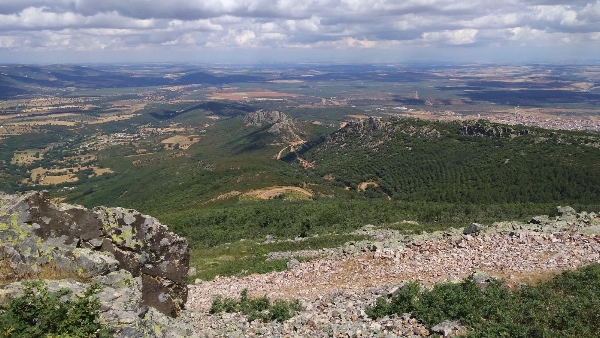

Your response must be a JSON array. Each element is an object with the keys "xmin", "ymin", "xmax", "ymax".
[{"xmin": 0, "ymin": 190, "xmax": 194, "ymax": 336}]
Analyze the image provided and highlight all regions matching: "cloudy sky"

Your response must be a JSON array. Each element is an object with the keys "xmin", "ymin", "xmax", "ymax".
[{"xmin": 0, "ymin": 0, "xmax": 599, "ymax": 64}]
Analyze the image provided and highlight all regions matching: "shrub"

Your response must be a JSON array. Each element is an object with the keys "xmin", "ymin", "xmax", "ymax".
[
  {"xmin": 210, "ymin": 289, "xmax": 303, "ymax": 322},
  {"xmin": 0, "ymin": 280, "xmax": 111, "ymax": 338},
  {"xmin": 366, "ymin": 263, "xmax": 600, "ymax": 337}
]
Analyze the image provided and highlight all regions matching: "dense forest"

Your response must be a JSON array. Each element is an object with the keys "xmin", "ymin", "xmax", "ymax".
[{"xmin": 290, "ymin": 118, "xmax": 600, "ymax": 204}]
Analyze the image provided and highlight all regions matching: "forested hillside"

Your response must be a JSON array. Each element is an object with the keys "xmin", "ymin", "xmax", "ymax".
[{"xmin": 290, "ymin": 117, "xmax": 600, "ymax": 204}]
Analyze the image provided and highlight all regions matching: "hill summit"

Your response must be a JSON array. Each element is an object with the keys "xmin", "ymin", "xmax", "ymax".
[{"xmin": 244, "ymin": 110, "xmax": 305, "ymax": 143}]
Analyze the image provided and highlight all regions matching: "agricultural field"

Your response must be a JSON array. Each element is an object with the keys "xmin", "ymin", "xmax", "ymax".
[
  {"xmin": 10, "ymin": 149, "xmax": 44, "ymax": 165},
  {"xmin": 161, "ymin": 135, "xmax": 201, "ymax": 150}
]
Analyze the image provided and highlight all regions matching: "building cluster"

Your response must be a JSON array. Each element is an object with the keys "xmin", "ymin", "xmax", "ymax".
[{"xmin": 491, "ymin": 113, "xmax": 600, "ymax": 132}]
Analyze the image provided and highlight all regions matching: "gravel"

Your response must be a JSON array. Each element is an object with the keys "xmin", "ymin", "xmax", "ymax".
[{"xmin": 186, "ymin": 212, "xmax": 600, "ymax": 337}]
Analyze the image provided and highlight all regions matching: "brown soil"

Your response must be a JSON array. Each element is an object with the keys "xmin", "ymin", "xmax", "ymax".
[
  {"xmin": 244, "ymin": 186, "xmax": 312, "ymax": 199},
  {"xmin": 358, "ymin": 181, "xmax": 379, "ymax": 191}
]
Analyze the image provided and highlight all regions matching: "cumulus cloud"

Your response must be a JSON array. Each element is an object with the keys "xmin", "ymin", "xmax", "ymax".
[
  {"xmin": 423, "ymin": 29, "xmax": 479, "ymax": 45},
  {"xmin": 0, "ymin": 0, "xmax": 598, "ymax": 60}
]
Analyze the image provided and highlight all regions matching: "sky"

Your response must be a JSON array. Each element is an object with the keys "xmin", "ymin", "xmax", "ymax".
[{"xmin": 0, "ymin": 0, "xmax": 599, "ymax": 64}]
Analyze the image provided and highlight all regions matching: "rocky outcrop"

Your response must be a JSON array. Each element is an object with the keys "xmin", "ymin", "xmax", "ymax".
[
  {"xmin": 264, "ymin": 206, "xmax": 600, "ymax": 260},
  {"xmin": 244, "ymin": 110, "xmax": 294, "ymax": 127},
  {"xmin": 187, "ymin": 207, "xmax": 600, "ymax": 337},
  {"xmin": 461, "ymin": 120, "xmax": 532, "ymax": 138},
  {"xmin": 244, "ymin": 110, "xmax": 305, "ymax": 143},
  {"xmin": 0, "ymin": 191, "xmax": 193, "ymax": 336},
  {"xmin": 0, "ymin": 270, "xmax": 195, "ymax": 337},
  {"xmin": 293, "ymin": 117, "xmax": 442, "ymax": 157}
]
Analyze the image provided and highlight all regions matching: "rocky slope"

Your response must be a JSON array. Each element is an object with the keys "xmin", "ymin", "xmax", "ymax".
[
  {"xmin": 186, "ymin": 206, "xmax": 600, "ymax": 337},
  {"xmin": 244, "ymin": 110, "xmax": 306, "ymax": 143},
  {"xmin": 0, "ymin": 191, "xmax": 195, "ymax": 337},
  {"xmin": 4, "ymin": 190, "xmax": 599, "ymax": 337}
]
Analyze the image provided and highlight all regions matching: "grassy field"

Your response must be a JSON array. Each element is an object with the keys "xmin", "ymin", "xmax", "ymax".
[{"xmin": 189, "ymin": 233, "xmax": 367, "ymax": 281}]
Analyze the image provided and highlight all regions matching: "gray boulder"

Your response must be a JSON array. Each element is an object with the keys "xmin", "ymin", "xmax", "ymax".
[
  {"xmin": 2, "ymin": 270, "xmax": 195, "ymax": 337},
  {"xmin": 431, "ymin": 320, "xmax": 467, "ymax": 337},
  {"xmin": 472, "ymin": 271, "xmax": 493, "ymax": 283},
  {"xmin": 557, "ymin": 206, "xmax": 577, "ymax": 217},
  {"xmin": 0, "ymin": 190, "xmax": 189, "ymax": 318},
  {"xmin": 287, "ymin": 257, "xmax": 300, "ymax": 269},
  {"xmin": 463, "ymin": 223, "xmax": 483, "ymax": 235}
]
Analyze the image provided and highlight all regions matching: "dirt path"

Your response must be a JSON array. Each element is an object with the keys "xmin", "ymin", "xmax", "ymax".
[
  {"xmin": 276, "ymin": 145, "xmax": 289, "ymax": 160},
  {"xmin": 276, "ymin": 141, "xmax": 305, "ymax": 160}
]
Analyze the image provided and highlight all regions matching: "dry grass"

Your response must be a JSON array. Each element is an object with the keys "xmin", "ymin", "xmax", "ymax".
[
  {"xmin": 0, "ymin": 114, "xmax": 19, "ymax": 120},
  {"xmin": 0, "ymin": 258, "xmax": 92, "ymax": 285},
  {"xmin": 10, "ymin": 150, "xmax": 44, "ymax": 165},
  {"xmin": 41, "ymin": 175, "xmax": 77, "ymax": 185},
  {"xmin": 161, "ymin": 135, "xmax": 200, "ymax": 150},
  {"xmin": 28, "ymin": 165, "xmax": 113, "ymax": 185},
  {"xmin": 243, "ymin": 186, "xmax": 312, "ymax": 200},
  {"xmin": 358, "ymin": 181, "xmax": 379, "ymax": 191},
  {"xmin": 494, "ymin": 270, "xmax": 564, "ymax": 289},
  {"xmin": 0, "ymin": 125, "xmax": 37, "ymax": 136},
  {"xmin": 93, "ymin": 167, "xmax": 113, "ymax": 175},
  {"xmin": 87, "ymin": 113, "xmax": 139, "ymax": 124}
]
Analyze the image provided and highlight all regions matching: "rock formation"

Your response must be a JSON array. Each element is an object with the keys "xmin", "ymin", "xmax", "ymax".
[
  {"xmin": 0, "ymin": 191, "xmax": 194, "ymax": 336},
  {"xmin": 244, "ymin": 110, "xmax": 305, "ymax": 143},
  {"xmin": 461, "ymin": 120, "xmax": 532, "ymax": 138}
]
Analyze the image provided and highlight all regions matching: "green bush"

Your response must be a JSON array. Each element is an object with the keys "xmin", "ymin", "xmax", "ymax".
[
  {"xmin": 366, "ymin": 263, "xmax": 600, "ymax": 337},
  {"xmin": 210, "ymin": 289, "xmax": 303, "ymax": 322},
  {"xmin": 0, "ymin": 281, "xmax": 111, "ymax": 338}
]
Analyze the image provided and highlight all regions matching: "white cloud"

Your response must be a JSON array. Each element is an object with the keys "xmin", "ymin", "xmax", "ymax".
[
  {"xmin": 231, "ymin": 29, "xmax": 256, "ymax": 46},
  {"xmin": 0, "ymin": 36, "xmax": 17, "ymax": 48},
  {"xmin": 422, "ymin": 29, "xmax": 479, "ymax": 45},
  {"xmin": 0, "ymin": 0, "xmax": 597, "ymax": 61}
]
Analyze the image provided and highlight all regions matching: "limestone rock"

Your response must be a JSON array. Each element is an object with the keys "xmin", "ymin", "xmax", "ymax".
[{"xmin": 471, "ymin": 271, "xmax": 493, "ymax": 284}]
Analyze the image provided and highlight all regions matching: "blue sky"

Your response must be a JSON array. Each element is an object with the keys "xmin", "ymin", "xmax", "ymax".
[{"xmin": 0, "ymin": 0, "xmax": 599, "ymax": 64}]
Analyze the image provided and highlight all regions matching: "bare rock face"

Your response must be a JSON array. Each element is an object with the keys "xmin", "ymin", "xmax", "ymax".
[
  {"xmin": 0, "ymin": 190, "xmax": 189, "ymax": 318},
  {"xmin": 461, "ymin": 121, "xmax": 532, "ymax": 138},
  {"xmin": 244, "ymin": 110, "xmax": 305, "ymax": 143}
]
